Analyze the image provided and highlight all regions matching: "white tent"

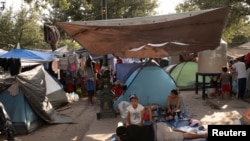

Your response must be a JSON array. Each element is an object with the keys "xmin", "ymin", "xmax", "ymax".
[
  {"xmin": 227, "ymin": 41, "xmax": 250, "ymax": 58},
  {"xmin": 0, "ymin": 49, "xmax": 7, "ymax": 56}
]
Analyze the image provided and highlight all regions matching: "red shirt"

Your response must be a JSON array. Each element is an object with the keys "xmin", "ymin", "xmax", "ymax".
[
  {"xmin": 112, "ymin": 85, "xmax": 123, "ymax": 97},
  {"xmin": 143, "ymin": 113, "xmax": 150, "ymax": 121},
  {"xmin": 66, "ymin": 82, "xmax": 74, "ymax": 93}
]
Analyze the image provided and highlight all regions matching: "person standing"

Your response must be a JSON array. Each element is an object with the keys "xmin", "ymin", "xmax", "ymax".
[
  {"xmin": 232, "ymin": 58, "xmax": 247, "ymax": 99},
  {"xmin": 86, "ymin": 78, "xmax": 95, "ymax": 105},
  {"xmin": 219, "ymin": 66, "xmax": 231, "ymax": 99}
]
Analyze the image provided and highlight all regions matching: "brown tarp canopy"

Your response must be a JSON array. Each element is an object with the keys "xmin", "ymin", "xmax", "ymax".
[{"xmin": 56, "ymin": 7, "xmax": 229, "ymax": 58}]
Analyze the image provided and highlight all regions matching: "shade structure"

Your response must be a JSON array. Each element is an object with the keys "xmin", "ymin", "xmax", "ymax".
[
  {"xmin": 56, "ymin": 7, "xmax": 229, "ymax": 58},
  {"xmin": 227, "ymin": 41, "xmax": 250, "ymax": 59}
]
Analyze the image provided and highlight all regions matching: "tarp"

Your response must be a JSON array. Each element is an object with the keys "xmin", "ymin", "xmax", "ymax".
[
  {"xmin": 227, "ymin": 41, "xmax": 250, "ymax": 59},
  {"xmin": 52, "ymin": 45, "xmax": 68, "ymax": 56},
  {"xmin": 0, "ymin": 65, "xmax": 73, "ymax": 134},
  {"xmin": 113, "ymin": 63, "xmax": 177, "ymax": 110},
  {"xmin": 56, "ymin": 7, "xmax": 229, "ymax": 58},
  {"xmin": 0, "ymin": 88, "xmax": 43, "ymax": 134},
  {"xmin": 0, "ymin": 48, "xmax": 55, "ymax": 61}
]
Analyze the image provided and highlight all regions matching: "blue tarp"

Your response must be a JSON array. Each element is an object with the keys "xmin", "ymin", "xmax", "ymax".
[{"xmin": 0, "ymin": 49, "xmax": 55, "ymax": 60}]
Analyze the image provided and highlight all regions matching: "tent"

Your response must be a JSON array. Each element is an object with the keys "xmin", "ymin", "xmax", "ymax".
[
  {"xmin": 113, "ymin": 63, "xmax": 177, "ymax": 110},
  {"xmin": 168, "ymin": 61, "xmax": 211, "ymax": 89},
  {"xmin": 0, "ymin": 88, "xmax": 43, "ymax": 134},
  {"xmin": 43, "ymin": 67, "xmax": 68, "ymax": 109},
  {"xmin": 0, "ymin": 49, "xmax": 7, "ymax": 56},
  {"xmin": 164, "ymin": 64, "xmax": 177, "ymax": 73},
  {"xmin": 56, "ymin": 7, "xmax": 229, "ymax": 58},
  {"xmin": 0, "ymin": 65, "xmax": 73, "ymax": 134},
  {"xmin": 115, "ymin": 63, "xmax": 143, "ymax": 83}
]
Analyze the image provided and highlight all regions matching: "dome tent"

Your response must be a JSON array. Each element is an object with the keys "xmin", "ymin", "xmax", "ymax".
[
  {"xmin": 169, "ymin": 61, "xmax": 211, "ymax": 89},
  {"xmin": 113, "ymin": 62, "xmax": 177, "ymax": 110},
  {"xmin": 0, "ymin": 65, "xmax": 73, "ymax": 134}
]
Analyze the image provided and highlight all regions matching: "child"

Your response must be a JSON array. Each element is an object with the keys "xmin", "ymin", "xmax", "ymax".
[
  {"xmin": 142, "ymin": 107, "xmax": 153, "ymax": 125},
  {"xmin": 219, "ymin": 66, "xmax": 231, "ymax": 99},
  {"xmin": 111, "ymin": 80, "xmax": 124, "ymax": 101},
  {"xmin": 126, "ymin": 94, "xmax": 144, "ymax": 126},
  {"xmin": 65, "ymin": 75, "xmax": 74, "ymax": 93},
  {"xmin": 86, "ymin": 78, "xmax": 95, "ymax": 105}
]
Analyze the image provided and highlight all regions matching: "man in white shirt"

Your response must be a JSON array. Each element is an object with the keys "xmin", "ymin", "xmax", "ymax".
[{"xmin": 232, "ymin": 58, "xmax": 247, "ymax": 99}]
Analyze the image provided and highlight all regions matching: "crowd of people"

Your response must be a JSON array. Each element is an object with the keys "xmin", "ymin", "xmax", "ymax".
[{"xmin": 206, "ymin": 57, "xmax": 250, "ymax": 100}]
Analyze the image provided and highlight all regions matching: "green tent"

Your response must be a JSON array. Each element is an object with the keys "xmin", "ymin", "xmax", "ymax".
[{"xmin": 169, "ymin": 61, "xmax": 210, "ymax": 89}]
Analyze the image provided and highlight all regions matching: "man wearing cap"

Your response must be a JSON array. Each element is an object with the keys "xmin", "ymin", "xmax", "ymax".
[{"xmin": 126, "ymin": 94, "xmax": 144, "ymax": 126}]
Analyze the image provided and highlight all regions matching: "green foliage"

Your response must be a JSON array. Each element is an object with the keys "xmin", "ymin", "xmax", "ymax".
[
  {"xmin": 1, "ymin": 0, "xmax": 158, "ymax": 52},
  {"xmin": 0, "ymin": 7, "xmax": 48, "ymax": 50},
  {"xmin": 176, "ymin": 0, "xmax": 250, "ymax": 47},
  {"xmin": 58, "ymin": 39, "xmax": 81, "ymax": 51}
]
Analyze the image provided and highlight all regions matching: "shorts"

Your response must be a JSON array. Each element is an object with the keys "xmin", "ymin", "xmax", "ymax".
[
  {"xmin": 221, "ymin": 84, "xmax": 230, "ymax": 92},
  {"xmin": 87, "ymin": 90, "xmax": 94, "ymax": 96},
  {"xmin": 155, "ymin": 122, "xmax": 183, "ymax": 141}
]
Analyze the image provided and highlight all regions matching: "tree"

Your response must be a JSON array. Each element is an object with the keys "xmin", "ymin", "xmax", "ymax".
[
  {"xmin": 42, "ymin": 0, "xmax": 158, "ymax": 51},
  {"xmin": 0, "ymin": 7, "xmax": 48, "ymax": 50},
  {"xmin": 175, "ymin": 0, "xmax": 250, "ymax": 47}
]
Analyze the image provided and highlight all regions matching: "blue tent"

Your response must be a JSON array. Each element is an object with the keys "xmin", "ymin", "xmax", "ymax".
[
  {"xmin": 0, "ymin": 88, "xmax": 43, "ymax": 134},
  {"xmin": 115, "ymin": 63, "xmax": 143, "ymax": 83},
  {"xmin": 113, "ymin": 63, "xmax": 177, "ymax": 110},
  {"xmin": 0, "ymin": 65, "xmax": 73, "ymax": 134},
  {"xmin": 0, "ymin": 49, "xmax": 55, "ymax": 61}
]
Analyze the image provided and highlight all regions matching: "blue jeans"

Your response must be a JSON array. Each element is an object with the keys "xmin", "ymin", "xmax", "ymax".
[{"xmin": 237, "ymin": 78, "xmax": 246, "ymax": 99}]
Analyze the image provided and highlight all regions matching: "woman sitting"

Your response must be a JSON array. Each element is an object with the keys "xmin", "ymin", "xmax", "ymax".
[{"xmin": 165, "ymin": 89, "xmax": 181, "ymax": 121}]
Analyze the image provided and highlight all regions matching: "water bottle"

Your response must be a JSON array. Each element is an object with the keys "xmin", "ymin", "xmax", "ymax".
[{"xmin": 174, "ymin": 113, "xmax": 179, "ymax": 128}]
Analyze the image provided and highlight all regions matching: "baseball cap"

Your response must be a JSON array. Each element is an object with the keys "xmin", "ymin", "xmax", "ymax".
[{"xmin": 129, "ymin": 94, "xmax": 138, "ymax": 100}]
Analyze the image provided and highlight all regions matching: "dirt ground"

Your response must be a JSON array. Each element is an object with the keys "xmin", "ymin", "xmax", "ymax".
[
  {"xmin": 0, "ymin": 90, "xmax": 250, "ymax": 141},
  {"xmin": 0, "ymin": 97, "xmax": 100, "ymax": 141}
]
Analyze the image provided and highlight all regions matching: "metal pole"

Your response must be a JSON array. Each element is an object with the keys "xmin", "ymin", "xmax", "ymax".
[{"xmin": 102, "ymin": 0, "xmax": 108, "ymax": 67}]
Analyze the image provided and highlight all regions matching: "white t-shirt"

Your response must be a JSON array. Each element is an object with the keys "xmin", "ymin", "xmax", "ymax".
[
  {"xmin": 232, "ymin": 61, "xmax": 247, "ymax": 79},
  {"xmin": 126, "ymin": 104, "xmax": 144, "ymax": 125}
]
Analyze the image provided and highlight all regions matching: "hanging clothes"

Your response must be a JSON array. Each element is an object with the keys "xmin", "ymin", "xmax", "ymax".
[
  {"xmin": 44, "ymin": 24, "xmax": 60, "ymax": 51},
  {"xmin": 58, "ymin": 56, "xmax": 69, "ymax": 70},
  {"xmin": 9, "ymin": 58, "xmax": 21, "ymax": 76}
]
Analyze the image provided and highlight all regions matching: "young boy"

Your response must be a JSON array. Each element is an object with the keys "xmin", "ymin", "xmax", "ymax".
[
  {"xmin": 219, "ymin": 66, "xmax": 231, "ymax": 99},
  {"xmin": 126, "ymin": 94, "xmax": 144, "ymax": 126}
]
